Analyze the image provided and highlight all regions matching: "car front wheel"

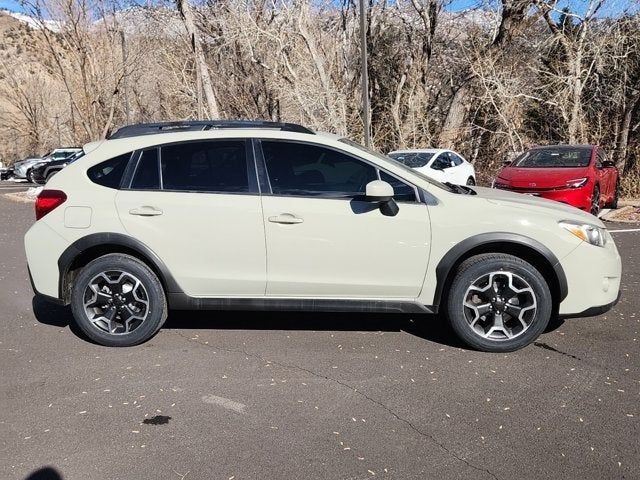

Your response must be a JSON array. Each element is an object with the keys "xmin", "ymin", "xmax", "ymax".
[
  {"xmin": 70, "ymin": 254, "xmax": 167, "ymax": 346},
  {"xmin": 445, "ymin": 253, "xmax": 552, "ymax": 352}
]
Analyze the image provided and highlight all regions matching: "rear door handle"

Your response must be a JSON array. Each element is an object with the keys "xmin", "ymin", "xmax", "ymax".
[
  {"xmin": 268, "ymin": 213, "xmax": 303, "ymax": 224},
  {"xmin": 129, "ymin": 206, "xmax": 163, "ymax": 216}
]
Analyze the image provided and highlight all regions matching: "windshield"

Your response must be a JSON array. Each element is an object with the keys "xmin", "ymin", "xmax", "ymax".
[
  {"xmin": 513, "ymin": 147, "xmax": 591, "ymax": 168},
  {"xmin": 388, "ymin": 152, "xmax": 434, "ymax": 168},
  {"xmin": 338, "ymin": 138, "xmax": 454, "ymax": 192}
]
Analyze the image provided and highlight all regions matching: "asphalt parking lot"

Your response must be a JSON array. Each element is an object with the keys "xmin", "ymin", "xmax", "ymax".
[{"xmin": 1, "ymin": 184, "xmax": 639, "ymax": 480}]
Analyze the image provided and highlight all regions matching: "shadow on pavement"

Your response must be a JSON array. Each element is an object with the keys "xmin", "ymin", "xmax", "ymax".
[
  {"xmin": 164, "ymin": 309, "xmax": 469, "ymax": 348},
  {"xmin": 32, "ymin": 294, "xmax": 467, "ymax": 348},
  {"xmin": 32, "ymin": 294, "xmax": 564, "ymax": 349},
  {"xmin": 23, "ymin": 467, "xmax": 63, "ymax": 480}
]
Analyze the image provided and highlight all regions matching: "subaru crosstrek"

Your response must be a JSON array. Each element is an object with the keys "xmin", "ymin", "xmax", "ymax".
[{"xmin": 25, "ymin": 121, "xmax": 622, "ymax": 352}]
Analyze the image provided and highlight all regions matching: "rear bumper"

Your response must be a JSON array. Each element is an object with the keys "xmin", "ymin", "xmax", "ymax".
[
  {"xmin": 499, "ymin": 186, "xmax": 591, "ymax": 211},
  {"xmin": 27, "ymin": 266, "xmax": 65, "ymax": 305},
  {"xmin": 25, "ymin": 221, "xmax": 70, "ymax": 300}
]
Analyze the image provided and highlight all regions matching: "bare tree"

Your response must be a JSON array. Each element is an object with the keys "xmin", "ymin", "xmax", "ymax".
[{"xmin": 175, "ymin": 0, "xmax": 220, "ymax": 119}]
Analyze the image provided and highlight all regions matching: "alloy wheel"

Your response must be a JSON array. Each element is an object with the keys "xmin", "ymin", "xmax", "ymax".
[
  {"xmin": 463, "ymin": 271, "xmax": 537, "ymax": 341},
  {"xmin": 83, "ymin": 270, "xmax": 150, "ymax": 334}
]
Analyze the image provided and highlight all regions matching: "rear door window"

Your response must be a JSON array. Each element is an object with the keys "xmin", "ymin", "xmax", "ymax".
[
  {"xmin": 131, "ymin": 149, "xmax": 160, "ymax": 190},
  {"xmin": 160, "ymin": 141, "xmax": 249, "ymax": 193},
  {"xmin": 449, "ymin": 153, "xmax": 464, "ymax": 166}
]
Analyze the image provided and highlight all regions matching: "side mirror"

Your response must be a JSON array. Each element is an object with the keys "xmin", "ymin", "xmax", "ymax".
[
  {"xmin": 601, "ymin": 160, "xmax": 615, "ymax": 168},
  {"xmin": 365, "ymin": 180, "xmax": 399, "ymax": 217}
]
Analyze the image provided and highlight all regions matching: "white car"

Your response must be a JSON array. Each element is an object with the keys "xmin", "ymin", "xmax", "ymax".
[
  {"xmin": 25, "ymin": 121, "xmax": 621, "ymax": 352},
  {"xmin": 389, "ymin": 149, "xmax": 476, "ymax": 186}
]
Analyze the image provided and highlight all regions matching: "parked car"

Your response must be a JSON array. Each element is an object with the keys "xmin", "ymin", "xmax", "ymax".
[
  {"xmin": 25, "ymin": 120, "xmax": 621, "ymax": 352},
  {"xmin": 14, "ymin": 148, "xmax": 82, "ymax": 182},
  {"xmin": 12, "ymin": 157, "xmax": 43, "ymax": 181},
  {"xmin": 388, "ymin": 149, "xmax": 476, "ymax": 186},
  {"xmin": 32, "ymin": 150, "xmax": 85, "ymax": 185},
  {"xmin": 0, "ymin": 161, "xmax": 11, "ymax": 180},
  {"xmin": 492, "ymin": 145, "xmax": 619, "ymax": 216}
]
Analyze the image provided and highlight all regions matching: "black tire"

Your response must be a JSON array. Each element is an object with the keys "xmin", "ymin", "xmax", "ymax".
[
  {"xmin": 608, "ymin": 180, "xmax": 620, "ymax": 209},
  {"xmin": 445, "ymin": 253, "xmax": 552, "ymax": 352},
  {"xmin": 591, "ymin": 185, "xmax": 600, "ymax": 216},
  {"xmin": 466, "ymin": 177, "xmax": 476, "ymax": 186},
  {"xmin": 70, "ymin": 254, "xmax": 167, "ymax": 347},
  {"xmin": 26, "ymin": 169, "xmax": 35, "ymax": 184}
]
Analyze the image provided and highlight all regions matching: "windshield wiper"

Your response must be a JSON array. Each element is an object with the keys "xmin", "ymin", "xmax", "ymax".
[
  {"xmin": 444, "ymin": 182, "xmax": 477, "ymax": 195},
  {"xmin": 444, "ymin": 182, "xmax": 465, "ymax": 194}
]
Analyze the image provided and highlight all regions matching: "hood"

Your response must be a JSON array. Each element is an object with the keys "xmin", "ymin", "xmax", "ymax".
[
  {"xmin": 497, "ymin": 166, "xmax": 589, "ymax": 189},
  {"xmin": 473, "ymin": 186, "xmax": 603, "ymax": 226},
  {"xmin": 14, "ymin": 158, "xmax": 41, "ymax": 169}
]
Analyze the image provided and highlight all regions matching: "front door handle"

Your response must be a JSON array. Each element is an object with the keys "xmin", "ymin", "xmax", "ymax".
[
  {"xmin": 129, "ymin": 206, "xmax": 163, "ymax": 216},
  {"xmin": 268, "ymin": 213, "xmax": 304, "ymax": 224}
]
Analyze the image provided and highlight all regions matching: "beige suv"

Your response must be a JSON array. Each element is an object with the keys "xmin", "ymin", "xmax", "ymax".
[{"xmin": 25, "ymin": 121, "xmax": 622, "ymax": 352}]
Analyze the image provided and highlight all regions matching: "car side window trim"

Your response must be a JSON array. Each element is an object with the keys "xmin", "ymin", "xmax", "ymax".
[
  {"xmin": 120, "ymin": 150, "xmax": 141, "ymax": 188},
  {"xmin": 255, "ymin": 138, "xmax": 421, "ymax": 203},
  {"xmin": 121, "ymin": 139, "xmax": 260, "ymax": 195}
]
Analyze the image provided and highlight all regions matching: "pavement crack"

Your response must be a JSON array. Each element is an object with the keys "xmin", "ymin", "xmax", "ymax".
[{"xmin": 170, "ymin": 330, "xmax": 499, "ymax": 480}]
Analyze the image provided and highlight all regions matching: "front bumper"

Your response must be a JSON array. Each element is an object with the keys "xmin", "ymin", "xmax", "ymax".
[
  {"xmin": 13, "ymin": 165, "xmax": 29, "ymax": 179},
  {"xmin": 558, "ymin": 235, "xmax": 622, "ymax": 316}
]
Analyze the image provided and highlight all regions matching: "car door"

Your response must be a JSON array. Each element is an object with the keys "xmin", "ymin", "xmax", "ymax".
[
  {"xmin": 115, "ymin": 139, "xmax": 266, "ymax": 297},
  {"xmin": 446, "ymin": 152, "xmax": 467, "ymax": 184},
  {"xmin": 428, "ymin": 153, "xmax": 456, "ymax": 183},
  {"xmin": 258, "ymin": 139, "xmax": 431, "ymax": 299},
  {"xmin": 596, "ymin": 149, "xmax": 616, "ymax": 203}
]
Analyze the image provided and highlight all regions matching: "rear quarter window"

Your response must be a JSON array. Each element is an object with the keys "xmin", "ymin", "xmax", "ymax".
[{"xmin": 87, "ymin": 153, "xmax": 132, "ymax": 189}]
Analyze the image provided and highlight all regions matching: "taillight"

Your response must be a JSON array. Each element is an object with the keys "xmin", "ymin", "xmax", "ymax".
[{"xmin": 35, "ymin": 190, "xmax": 67, "ymax": 220}]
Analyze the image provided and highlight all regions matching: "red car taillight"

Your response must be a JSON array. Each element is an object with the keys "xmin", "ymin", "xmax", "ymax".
[{"xmin": 35, "ymin": 190, "xmax": 67, "ymax": 220}]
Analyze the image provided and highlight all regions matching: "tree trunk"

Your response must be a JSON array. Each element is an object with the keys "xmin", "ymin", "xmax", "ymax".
[
  {"xmin": 438, "ymin": 82, "xmax": 471, "ymax": 148},
  {"xmin": 176, "ymin": 0, "xmax": 220, "ymax": 119},
  {"xmin": 391, "ymin": 69, "xmax": 408, "ymax": 147},
  {"xmin": 616, "ymin": 94, "xmax": 640, "ymax": 172}
]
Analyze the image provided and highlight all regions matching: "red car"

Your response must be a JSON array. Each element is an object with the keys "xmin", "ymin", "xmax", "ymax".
[{"xmin": 493, "ymin": 145, "xmax": 619, "ymax": 216}]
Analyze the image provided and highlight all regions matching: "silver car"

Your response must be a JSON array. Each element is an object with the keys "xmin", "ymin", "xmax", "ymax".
[{"xmin": 14, "ymin": 148, "xmax": 82, "ymax": 182}]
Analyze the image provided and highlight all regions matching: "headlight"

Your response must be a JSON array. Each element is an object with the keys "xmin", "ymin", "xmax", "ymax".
[
  {"xmin": 559, "ymin": 221, "xmax": 607, "ymax": 247},
  {"xmin": 565, "ymin": 177, "xmax": 588, "ymax": 188}
]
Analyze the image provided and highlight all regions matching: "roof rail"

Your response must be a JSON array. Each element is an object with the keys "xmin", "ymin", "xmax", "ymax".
[{"xmin": 108, "ymin": 120, "xmax": 314, "ymax": 139}]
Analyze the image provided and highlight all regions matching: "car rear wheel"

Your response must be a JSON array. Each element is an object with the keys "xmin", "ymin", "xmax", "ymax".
[
  {"xmin": 466, "ymin": 177, "xmax": 476, "ymax": 186},
  {"xmin": 445, "ymin": 253, "xmax": 552, "ymax": 352},
  {"xmin": 590, "ymin": 185, "xmax": 600, "ymax": 216},
  {"xmin": 70, "ymin": 254, "xmax": 167, "ymax": 347}
]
